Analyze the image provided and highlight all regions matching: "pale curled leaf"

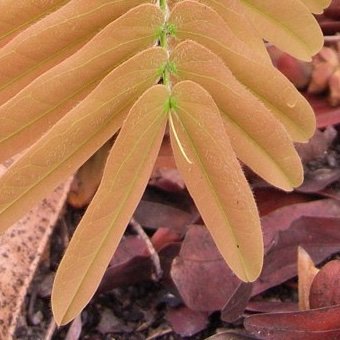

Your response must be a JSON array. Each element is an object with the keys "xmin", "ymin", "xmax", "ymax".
[
  {"xmin": 171, "ymin": 40, "xmax": 303, "ymax": 191},
  {"xmin": 170, "ymin": 80, "xmax": 263, "ymax": 282},
  {"xmin": 0, "ymin": 3, "xmax": 163, "ymax": 163},
  {"xmin": 0, "ymin": 0, "xmax": 153, "ymax": 105},
  {"xmin": 0, "ymin": 47, "xmax": 167, "ymax": 234},
  {"xmin": 169, "ymin": 1, "xmax": 316, "ymax": 142},
  {"xmin": 298, "ymin": 246, "xmax": 319, "ymax": 311},
  {"xmin": 238, "ymin": 0, "xmax": 324, "ymax": 61},
  {"xmin": 52, "ymin": 85, "xmax": 169, "ymax": 325},
  {"xmin": 300, "ymin": 0, "xmax": 332, "ymax": 14}
]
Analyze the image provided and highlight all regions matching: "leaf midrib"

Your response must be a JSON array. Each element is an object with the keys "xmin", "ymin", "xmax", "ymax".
[
  {"xmin": 0, "ymin": 35, "xmax": 155, "ymax": 144},
  {"xmin": 174, "ymin": 103, "xmax": 250, "ymax": 281},
  {"xmin": 177, "ymin": 69, "xmax": 295, "ymax": 187},
  {"xmin": 59, "ymin": 105, "xmax": 166, "ymax": 324},
  {"xmin": 0, "ymin": 0, "xmax": 70, "ymax": 41},
  {"xmin": 0, "ymin": 75, "xmax": 157, "ymax": 215},
  {"xmin": 239, "ymin": 0, "xmax": 311, "ymax": 53},
  {"xmin": 175, "ymin": 29, "xmax": 308, "ymax": 139}
]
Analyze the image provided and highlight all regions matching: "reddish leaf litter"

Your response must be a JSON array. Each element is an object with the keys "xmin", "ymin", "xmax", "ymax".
[{"xmin": 317, "ymin": 0, "xmax": 340, "ymax": 35}]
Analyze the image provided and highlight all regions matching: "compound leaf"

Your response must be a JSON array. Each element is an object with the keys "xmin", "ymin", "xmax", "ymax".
[
  {"xmin": 0, "ymin": 4, "xmax": 162, "ymax": 162},
  {"xmin": 194, "ymin": 0, "xmax": 270, "ymax": 63},
  {"xmin": 0, "ymin": 47, "xmax": 167, "ymax": 233},
  {"xmin": 0, "ymin": 1, "xmax": 155, "ymax": 105},
  {"xmin": 52, "ymin": 85, "xmax": 169, "ymax": 326},
  {"xmin": 170, "ymin": 80, "xmax": 263, "ymax": 282},
  {"xmin": 0, "ymin": 0, "xmax": 69, "ymax": 46},
  {"xmin": 238, "ymin": 0, "xmax": 324, "ymax": 61},
  {"xmin": 170, "ymin": 1, "xmax": 316, "ymax": 142},
  {"xmin": 171, "ymin": 40, "xmax": 303, "ymax": 191}
]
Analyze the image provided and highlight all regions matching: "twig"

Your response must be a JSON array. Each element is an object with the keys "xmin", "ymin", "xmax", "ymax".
[
  {"xmin": 45, "ymin": 319, "xmax": 57, "ymax": 340},
  {"xmin": 324, "ymin": 35, "xmax": 340, "ymax": 43},
  {"xmin": 146, "ymin": 327, "xmax": 173, "ymax": 340},
  {"xmin": 265, "ymin": 35, "xmax": 340, "ymax": 48},
  {"xmin": 130, "ymin": 217, "xmax": 163, "ymax": 281}
]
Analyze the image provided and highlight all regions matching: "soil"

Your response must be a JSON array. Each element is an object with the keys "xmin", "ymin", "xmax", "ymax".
[{"xmin": 13, "ymin": 206, "xmax": 230, "ymax": 340}]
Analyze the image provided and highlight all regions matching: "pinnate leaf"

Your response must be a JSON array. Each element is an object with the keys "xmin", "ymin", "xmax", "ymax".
[
  {"xmin": 0, "ymin": 47, "xmax": 167, "ymax": 233},
  {"xmin": 194, "ymin": 0, "xmax": 270, "ymax": 63},
  {"xmin": 52, "ymin": 85, "xmax": 169, "ymax": 325},
  {"xmin": 0, "ymin": 3, "xmax": 162, "ymax": 163},
  {"xmin": 0, "ymin": 1, "xmax": 154, "ymax": 105},
  {"xmin": 171, "ymin": 40, "xmax": 303, "ymax": 191},
  {"xmin": 0, "ymin": 0, "xmax": 68, "ymax": 45},
  {"xmin": 169, "ymin": 80, "xmax": 263, "ymax": 282},
  {"xmin": 169, "ymin": 1, "xmax": 316, "ymax": 142},
  {"xmin": 238, "ymin": 0, "xmax": 324, "ymax": 61}
]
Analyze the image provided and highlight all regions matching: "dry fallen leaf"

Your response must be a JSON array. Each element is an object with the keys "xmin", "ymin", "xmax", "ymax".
[
  {"xmin": 166, "ymin": 306, "xmax": 209, "ymax": 337},
  {"xmin": 244, "ymin": 304, "xmax": 340, "ymax": 339},
  {"xmin": 0, "ymin": 161, "xmax": 71, "ymax": 339},
  {"xmin": 170, "ymin": 226, "xmax": 242, "ymax": 312},
  {"xmin": 310, "ymin": 260, "xmax": 340, "ymax": 309},
  {"xmin": 97, "ymin": 236, "xmax": 153, "ymax": 294},
  {"xmin": 297, "ymin": 246, "xmax": 319, "ymax": 311},
  {"xmin": 68, "ymin": 141, "xmax": 112, "ymax": 208},
  {"xmin": 221, "ymin": 282, "xmax": 253, "ymax": 323},
  {"xmin": 255, "ymin": 215, "xmax": 340, "ymax": 295}
]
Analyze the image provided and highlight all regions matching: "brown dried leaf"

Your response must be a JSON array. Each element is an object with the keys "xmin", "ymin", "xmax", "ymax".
[
  {"xmin": 170, "ymin": 226, "xmax": 242, "ymax": 312},
  {"xmin": 221, "ymin": 282, "xmax": 253, "ymax": 323},
  {"xmin": 206, "ymin": 330, "xmax": 257, "ymax": 340},
  {"xmin": 310, "ymin": 260, "xmax": 340, "ymax": 309},
  {"xmin": 68, "ymin": 140, "xmax": 112, "ymax": 208},
  {"xmin": 97, "ymin": 236, "xmax": 153, "ymax": 294},
  {"xmin": 166, "ymin": 306, "xmax": 209, "ymax": 337},
  {"xmin": 244, "ymin": 304, "xmax": 340, "ymax": 339},
  {"xmin": 135, "ymin": 200, "xmax": 192, "ymax": 232},
  {"xmin": 254, "ymin": 216, "xmax": 340, "ymax": 296},
  {"xmin": 262, "ymin": 199, "xmax": 340, "ymax": 249},
  {"xmin": 295, "ymin": 127, "xmax": 337, "ymax": 164},
  {"xmin": 247, "ymin": 301, "xmax": 299, "ymax": 314},
  {"xmin": 0, "ymin": 161, "xmax": 71, "ymax": 339}
]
